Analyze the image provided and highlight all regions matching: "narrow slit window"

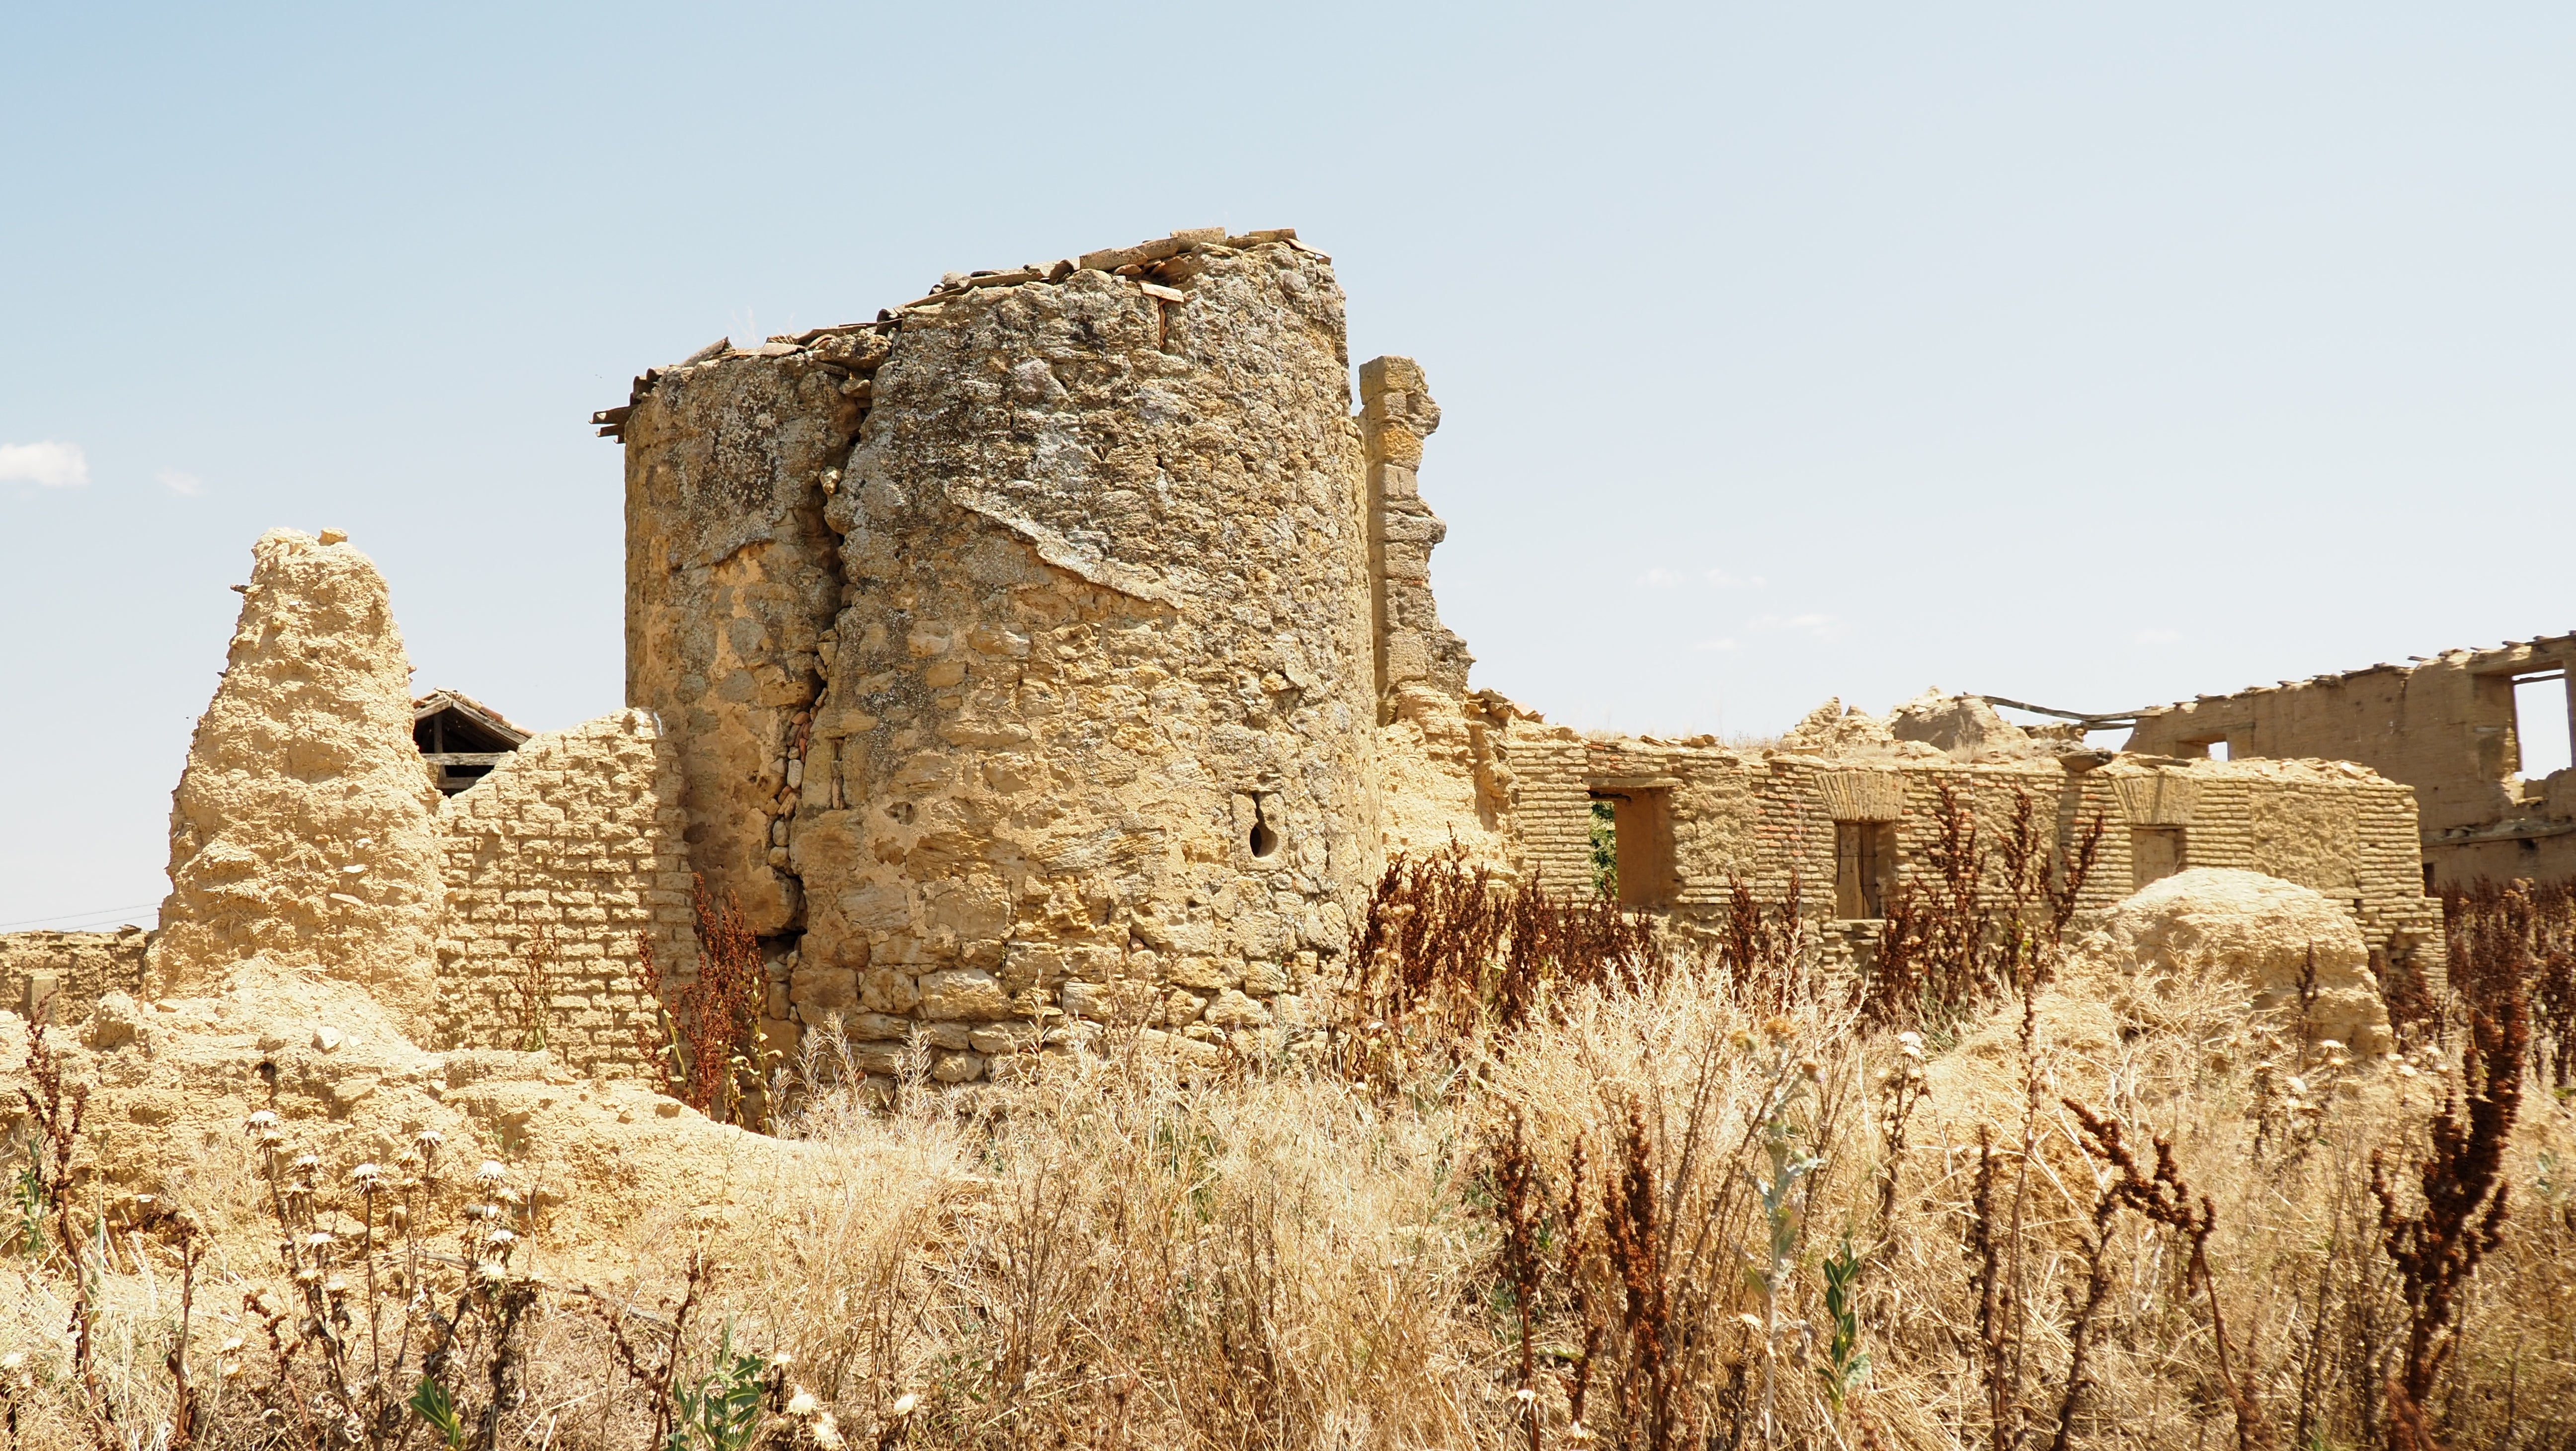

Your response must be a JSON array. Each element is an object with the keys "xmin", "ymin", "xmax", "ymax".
[{"xmin": 1249, "ymin": 794, "xmax": 1282, "ymax": 858}]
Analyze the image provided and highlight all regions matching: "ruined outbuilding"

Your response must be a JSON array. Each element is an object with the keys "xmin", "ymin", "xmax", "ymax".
[{"xmin": 2124, "ymin": 635, "xmax": 2576, "ymax": 887}]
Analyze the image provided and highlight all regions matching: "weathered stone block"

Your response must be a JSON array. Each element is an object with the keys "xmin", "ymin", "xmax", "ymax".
[{"xmin": 917, "ymin": 967, "xmax": 1010, "ymax": 1021}]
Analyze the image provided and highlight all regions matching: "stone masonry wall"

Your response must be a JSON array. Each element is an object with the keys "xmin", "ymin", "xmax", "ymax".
[
  {"xmin": 433, "ymin": 710, "xmax": 698, "ymax": 1076},
  {"xmin": 623, "ymin": 345, "xmax": 863, "ymax": 939},
  {"xmin": 1361, "ymin": 357, "xmax": 1471, "ymax": 716},
  {"xmin": 0, "ymin": 929, "xmax": 149, "ymax": 1026},
  {"xmin": 1362, "ymin": 359, "xmax": 1514, "ymax": 871},
  {"xmin": 622, "ymin": 229, "xmax": 1381, "ymax": 1086}
]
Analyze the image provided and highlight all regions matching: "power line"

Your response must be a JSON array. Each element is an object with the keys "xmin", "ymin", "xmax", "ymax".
[{"xmin": 0, "ymin": 901, "xmax": 162, "ymax": 932}]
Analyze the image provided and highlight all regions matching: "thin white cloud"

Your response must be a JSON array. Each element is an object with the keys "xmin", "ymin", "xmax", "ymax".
[
  {"xmin": 1704, "ymin": 568, "xmax": 1767, "ymax": 589},
  {"xmin": 1637, "ymin": 567, "xmax": 1685, "ymax": 588},
  {"xmin": 1749, "ymin": 611, "xmax": 1843, "ymax": 640},
  {"xmin": 2133, "ymin": 629, "xmax": 2181, "ymax": 645},
  {"xmin": 0, "ymin": 440, "xmax": 89, "ymax": 488},
  {"xmin": 157, "ymin": 469, "xmax": 205, "ymax": 496},
  {"xmin": 1692, "ymin": 638, "xmax": 1741, "ymax": 652}
]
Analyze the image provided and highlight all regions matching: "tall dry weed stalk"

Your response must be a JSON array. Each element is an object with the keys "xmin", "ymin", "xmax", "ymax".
[
  {"xmin": 2442, "ymin": 877, "xmax": 2573, "ymax": 1086},
  {"xmin": 2061, "ymin": 1100, "xmax": 2269, "ymax": 1451},
  {"xmin": 1723, "ymin": 868, "xmax": 1814, "ymax": 1014},
  {"xmin": 2374, "ymin": 884, "xmax": 2535, "ymax": 1451},
  {"xmin": 1341, "ymin": 846, "xmax": 1657, "ymax": 1075},
  {"xmin": 509, "ymin": 919, "xmax": 558, "ymax": 1055},
  {"xmin": 644, "ymin": 876, "xmax": 776, "ymax": 1129},
  {"xmin": 13, "ymin": 871, "xmax": 2576, "ymax": 1449},
  {"xmin": 1864, "ymin": 782, "xmax": 2100, "ymax": 1036}
]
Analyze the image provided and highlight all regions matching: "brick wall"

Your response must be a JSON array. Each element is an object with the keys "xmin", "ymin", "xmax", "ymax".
[
  {"xmin": 2124, "ymin": 633, "xmax": 2576, "ymax": 886},
  {"xmin": 433, "ymin": 709, "xmax": 697, "ymax": 1075},
  {"xmin": 1494, "ymin": 721, "xmax": 2444, "ymax": 973}
]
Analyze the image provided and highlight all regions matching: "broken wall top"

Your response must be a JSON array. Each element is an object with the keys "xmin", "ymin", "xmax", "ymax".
[{"xmin": 150, "ymin": 529, "xmax": 445, "ymax": 1023}]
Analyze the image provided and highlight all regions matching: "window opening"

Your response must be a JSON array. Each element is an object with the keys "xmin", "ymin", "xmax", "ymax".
[
  {"xmin": 1589, "ymin": 799, "xmax": 1618, "ymax": 900},
  {"xmin": 1591, "ymin": 789, "xmax": 1676, "ymax": 909},
  {"xmin": 2131, "ymin": 828, "xmax": 2186, "ymax": 890},
  {"xmin": 1834, "ymin": 821, "xmax": 1897, "ymax": 919},
  {"xmin": 2513, "ymin": 672, "xmax": 2573, "ymax": 779},
  {"xmin": 2207, "ymin": 739, "xmax": 2231, "ymax": 762},
  {"xmin": 1249, "ymin": 795, "xmax": 1282, "ymax": 859}
]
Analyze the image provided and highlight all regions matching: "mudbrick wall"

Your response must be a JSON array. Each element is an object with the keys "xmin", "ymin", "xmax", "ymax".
[
  {"xmin": 2124, "ymin": 633, "xmax": 2576, "ymax": 887},
  {"xmin": 1, "ymin": 709, "xmax": 694, "ymax": 1070},
  {"xmin": 620, "ymin": 228, "xmax": 1382, "ymax": 1081},
  {"xmin": 432, "ymin": 710, "xmax": 699, "ymax": 1075},
  {"xmin": 0, "ymin": 929, "xmax": 148, "ymax": 1025},
  {"xmin": 1490, "ymin": 714, "xmax": 2445, "ymax": 976}
]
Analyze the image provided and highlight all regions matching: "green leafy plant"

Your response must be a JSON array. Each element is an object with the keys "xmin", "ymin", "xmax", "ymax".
[
  {"xmin": 408, "ymin": 1375, "xmax": 466, "ymax": 1450},
  {"xmin": 668, "ymin": 1321, "xmax": 770, "ymax": 1451},
  {"xmin": 6, "ymin": 1143, "xmax": 40, "ymax": 1258},
  {"xmin": 1815, "ymin": 1234, "xmax": 1869, "ymax": 1412}
]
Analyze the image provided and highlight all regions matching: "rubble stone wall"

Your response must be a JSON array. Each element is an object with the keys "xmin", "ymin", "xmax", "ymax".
[
  {"xmin": 624, "ymin": 348, "xmax": 863, "ymax": 939},
  {"xmin": 1361, "ymin": 357, "xmax": 1471, "ymax": 713},
  {"xmin": 0, "ymin": 929, "xmax": 149, "ymax": 1025},
  {"xmin": 432, "ymin": 710, "xmax": 697, "ymax": 1076},
  {"xmin": 622, "ymin": 231, "xmax": 1381, "ymax": 1084}
]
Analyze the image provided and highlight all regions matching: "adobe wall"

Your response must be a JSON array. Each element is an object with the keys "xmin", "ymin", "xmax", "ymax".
[
  {"xmin": 431, "ymin": 709, "xmax": 698, "ymax": 1075},
  {"xmin": 621, "ymin": 230, "xmax": 1381, "ymax": 1083},
  {"xmin": 2125, "ymin": 634, "xmax": 2576, "ymax": 886},
  {"xmin": 0, "ymin": 928, "xmax": 149, "ymax": 1025},
  {"xmin": 148, "ymin": 529, "xmax": 447, "ymax": 1025},
  {"xmin": 1491, "ymin": 715, "xmax": 2442, "ymax": 971}
]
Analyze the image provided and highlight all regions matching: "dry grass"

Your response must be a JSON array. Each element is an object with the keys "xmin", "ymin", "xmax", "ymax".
[{"xmin": 6, "ymin": 876, "xmax": 2576, "ymax": 1449}]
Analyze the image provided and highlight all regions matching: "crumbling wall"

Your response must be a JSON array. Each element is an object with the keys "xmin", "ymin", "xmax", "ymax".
[
  {"xmin": 148, "ymin": 529, "xmax": 446, "ymax": 1025},
  {"xmin": 1361, "ymin": 357, "xmax": 1471, "ymax": 714},
  {"xmin": 1357, "ymin": 358, "xmax": 1514, "ymax": 871},
  {"xmin": 796, "ymin": 236, "xmax": 1376, "ymax": 1084},
  {"xmin": 623, "ymin": 344, "xmax": 866, "ymax": 938},
  {"xmin": 2125, "ymin": 634, "xmax": 2576, "ymax": 885},
  {"xmin": 1494, "ymin": 702, "xmax": 2442, "ymax": 971},
  {"xmin": 433, "ymin": 710, "xmax": 696, "ymax": 1075},
  {"xmin": 1377, "ymin": 689, "xmax": 1518, "ymax": 869},
  {"xmin": 0, "ymin": 929, "xmax": 148, "ymax": 1025},
  {"xmin": 621, "ymin": 231, "xmax": 1382, "ymax": 1084}
]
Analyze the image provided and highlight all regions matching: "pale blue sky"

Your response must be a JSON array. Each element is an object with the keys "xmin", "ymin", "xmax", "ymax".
[{"xmin": 5, "ymin": 5, "xmax": 2573, "ymax": 931}]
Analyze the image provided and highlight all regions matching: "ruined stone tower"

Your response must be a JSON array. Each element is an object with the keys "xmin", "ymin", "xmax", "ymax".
[{"xmin": 620, "ymin": 230, "xmax": 1384, "ymax": 1077}]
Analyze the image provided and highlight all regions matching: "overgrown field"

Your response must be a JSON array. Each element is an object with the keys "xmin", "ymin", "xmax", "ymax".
[{"xmin": 5, "ymin": 860, "xmax": 2573, "ymax": 1451}]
